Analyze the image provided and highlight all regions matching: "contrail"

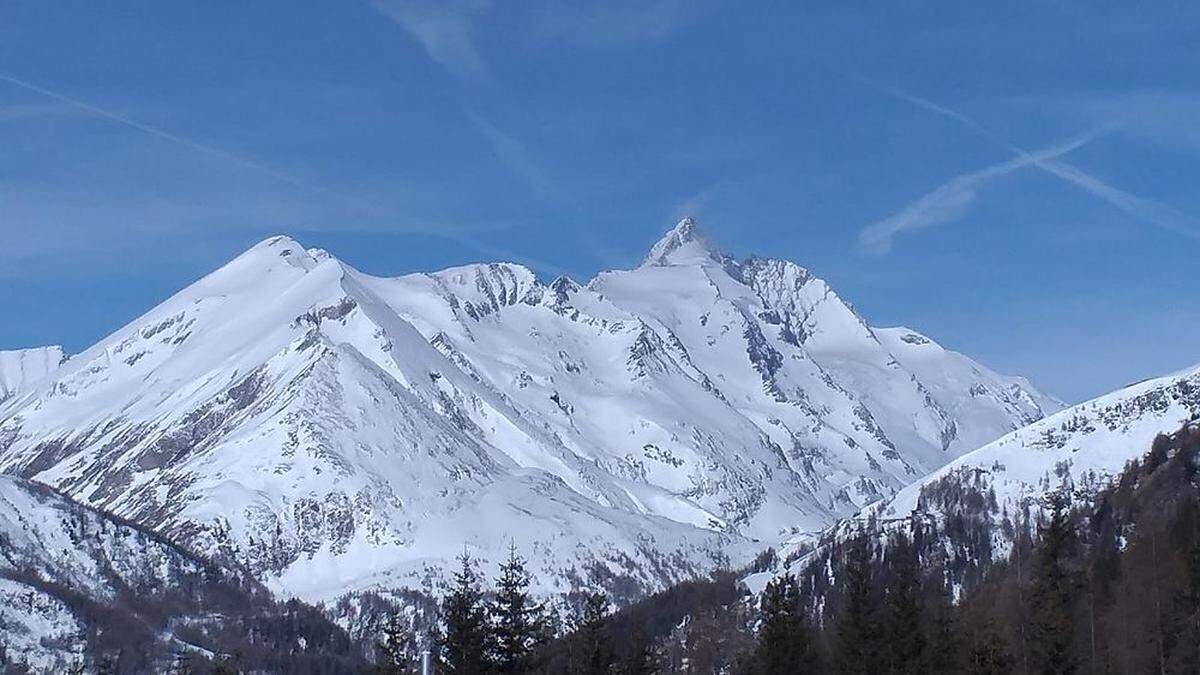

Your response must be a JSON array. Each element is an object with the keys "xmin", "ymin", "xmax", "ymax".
[
  {"xmin": 0, "ymin": 69, "xmax": 544, "ymax": 262},
  {"xmin": 0, "ymin": 70, "xmax": 432, "ymax": 225},
  {"xmin": 856, "ymin": 76, "xmax": 1200, "ymax": 244},
  {"xmin": 858, "ymin": 130, "xmax": 1104, "ymax": 254}
]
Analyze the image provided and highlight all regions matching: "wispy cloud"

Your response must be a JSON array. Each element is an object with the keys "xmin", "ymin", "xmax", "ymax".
[
  {"xmin": 1042, "ymin": 90, "xmax": 1200, "ymax": 154},
  {"xmin": 533, "ymin": 0, "xmax": 719, "ymax": 48},
  {"xmin": 367, "ymin": 0, "xmax": 717, "ymax": 79},
  {"xmin": 1033, "ymin": 159, "xmax": 1200, "ymax": 243},
  {"xmin": 671, "ymin": 182, "xmax": 728, "ymax": 223},
  {"xmin": 856, "ymin": 79, "xmax": 1200, "ymax": 252},
  {"xmin": 468, "ymin": 113, "xmax": 553, "ymax": 200},
  {"xmin": 858, "ymin": 132, "xmax": 1102, "ymax": 254},
  {"xmin": 0, "ymin": 70, "xmax": 526, "ymax": 254},
  {"xmin": 0, "ymin": 71, "xmax": 395, "ymax": 216},
  {"xmin": 0, "ymin": 101, "xmax": 77, "ymax": 124},
  {"xmin": 370, "ymin": 0, "xmax": 490, "ymax": 81}
]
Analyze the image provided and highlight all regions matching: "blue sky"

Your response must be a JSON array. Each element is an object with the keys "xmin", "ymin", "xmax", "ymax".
[{"xmin": 2, "ymin": 1, "xmax": 1199, "ymax": 403}]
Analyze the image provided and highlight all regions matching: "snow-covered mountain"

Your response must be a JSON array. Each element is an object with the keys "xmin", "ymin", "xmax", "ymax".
[
  {"xmin": 0, "ymin": 346, "xmax": 64, "ymax": 404},
  {"xmin": 0, "ymin": 474, "xmax": 365, "ymax": 672},
  {"xmin": 0, "ymin": 219, "xmax": 1057, "ymax": 602},
  {"xmin": 0, "ymin": 473, "xmax": 229, "ymax": 670},
  {"xmin": 872, "ymin": 361, "xmax": 1200, "ymax": 541},
  {"xmin": 0, "ymin": 474, "xmax": 207, "ymax": 670}
]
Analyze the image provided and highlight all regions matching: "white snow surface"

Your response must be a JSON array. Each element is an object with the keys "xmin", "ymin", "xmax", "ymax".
[
  {"xmin": 876, "ymin": 361, "xmax": 1200, "ymax": 525},
  {"xmin": 0, "ymin": 346, "xmax": 64, "ymax": 404},
  {"xmin": 0, "ymin": 220, "xmax": 1058, "ymax": 602},
  {"xmin": 0, "ymin": 474, "xmax": 216, "ymax": 671}
]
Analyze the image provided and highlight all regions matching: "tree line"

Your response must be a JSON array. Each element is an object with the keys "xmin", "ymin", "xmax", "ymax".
[
  {"xmin": 372, "ymin": 544, "xmax": 659, "ymax": 675},
  {"xmin": 390, "ymin": 423, "xmax": 1200, "ymax": 674}
]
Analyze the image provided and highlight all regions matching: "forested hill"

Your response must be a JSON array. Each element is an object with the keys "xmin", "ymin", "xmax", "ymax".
[{"xmin": 516, "ymin": 422, "xmax": 1200, "ymax": 673}]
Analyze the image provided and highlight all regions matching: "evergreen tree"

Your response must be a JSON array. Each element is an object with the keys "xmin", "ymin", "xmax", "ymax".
[
  {"xmin": 883, "ymin": 531, "xmax": 925, "ymax": 674},
  {"xmin": 921, "ymin": 575, "xmax": 959, "ymax": 675},
  {"xmin": 491, "ymin": 544, "xmax": 548, "ymax": 674},
  {"xmin": 748, "ymin": 572, "xmax": 817, "ymax": 674},
  {"xmin": 834, "ymin": 531, "xmax": 883, "ymax": 675},
  {"xmin": 1178, "ymin": 497, "xmax": 1200, "ymax": 672},
  {"xmin": 618, "ymin": 624, "xmax": 659, "ymax": 675},
  {"xmin": 1030, "ymin": 492, "xmax": 1078, "ymax": 675},
  {"xmin": 959, "ymin": 609, "xmax": 1012, "ymax": 675},
  {"xmin": 439, "ymin": 551, "xmax": 494, "ymax": 675},
  {"xmin": 376, "ymin": 610, "xmax": 418, "ymax": 674},
  {"xmin": 572, "ymin": 592, "xmax": 614, "ymax": 675}
]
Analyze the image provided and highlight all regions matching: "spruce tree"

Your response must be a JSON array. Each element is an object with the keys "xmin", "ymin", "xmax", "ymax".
[
  {"xmin": 491, "ymin": 544, "xmax": 548, "ymax": 674},
  {"xmin": 1030, "ymin": 492, "xmax": 1078, "ymax": 675},
  {"xmin": 959, "ymin": 610, "xmax": 1012, "ymax": 675},
  {"xmin": 572, "ymin": 592, "xmax": 614, "ymax": 675},
  {"xmin": 618, "ymin": 624, "xmax": 659, "ymax": 675},
  {"xmin": 921, "ymin": 575, "xmax": 959, "ymax": 675},
  {"xmin": 377, "ymin": 610, "xmax": 417, "ymax": 674},
  {"xmin": 1179, "ymin": 497, "xmax": 1200, "ymax": 672},
  {"xmin": 749, "ymin": 572, "xmax": 816, "ymax": 674},
  {"xmin": 883, "ymin": 531, "xmax": 925, "ymax": 674},
  {"xmin": 834, "ymin": 531, "xmax": 883, "ymax": 675},
  {"xmin": 439, "ymin": 551, "xmax": 493, "ymax": 675}
]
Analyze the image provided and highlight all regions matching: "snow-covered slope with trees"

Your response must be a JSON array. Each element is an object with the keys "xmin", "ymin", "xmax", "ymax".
[
  {"xmin": 0, "ymin": 219, "xmax": 1057, "ymax": 602},
  {"xmin": 0, "ymin": 346, "xmax": 64, "ymax": 404},
  {"xmin": 0, "ymin": 474, "xmax": 366, "ymax": 672},
  {"xmin": 0, "ymin": 473, "xmax": 221, "ymax": 670},
  {"xmin": 875, "ymin": 361, "xmax": 1200, "ymax": 528}
]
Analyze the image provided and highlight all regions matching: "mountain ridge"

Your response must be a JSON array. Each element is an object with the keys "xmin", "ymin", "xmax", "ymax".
[
  {"xmin": 0, "ymin": 219, "xmax": 1058, "ymax": 603},
  {"xmin": 0, "ymin": 346, "xmax": 65, "ymax": 405}
]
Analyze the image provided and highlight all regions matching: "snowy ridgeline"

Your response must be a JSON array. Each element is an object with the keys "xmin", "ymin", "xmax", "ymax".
[
  {"xmin": 783, "ymin": 359, "xmax": 1200, "ymax": 586},
  {"xmin": 0, "ymin": 219, "xmax": 1060, "ymax": 605},
  {"xmin": 0, "ymin": 346, "xmax": 65, "ymax": 404}
]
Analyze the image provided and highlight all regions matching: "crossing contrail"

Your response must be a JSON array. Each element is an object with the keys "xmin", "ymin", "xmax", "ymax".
[{"xmin": 851, "ymin": 75, "xmax": 1200, "ymax": 251}]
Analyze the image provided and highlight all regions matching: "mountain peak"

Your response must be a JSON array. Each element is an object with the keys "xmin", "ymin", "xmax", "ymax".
[
  {"xmin": 641, "ymin": 217, "xmax": 723, "ymax": 267},
  {"xmin": 224, "ymin": 235, "xmax": 327, "ymax": 275}
]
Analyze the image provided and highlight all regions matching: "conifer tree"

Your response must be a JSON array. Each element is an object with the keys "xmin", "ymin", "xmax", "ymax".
[
  {"xmin": 491, "ymin": 544, "xmax": 548, "ymax": 674},
  {"xmin": 1178, "ymin": 497, "xmax": 1200, "ymax": 672},
  {"xmin": 883, "ymin": 531, "xmax": 925, "ymax": 674},
  {"xmin": 749, "ymin": 572, "xmax": 816, "ymax": 674},
  {"xmin": 618, "ymin": 624, "xmax": 659, "ymax": 675},
  {"xmin": 376, "ymin": 610, "xmax": 418, "ymax": 674},
  {"xmin": 921, "ymin": 575, "xmax": 959, "ymax": 675},
  {"xmin": 572, "ymin": 592, "xmax": 614, "ymax": 675},
  {"xmin": 959, "ymin": 609, "xmax": 1012, "ymax": 675},
  {"xmin": 1030, "ymin": 492, "xmax": 1078, "ymax": 675},
  {"xmin": 834, "ymin": 531, "xmax": 883, "ymax": 675},
  {"xmin": 439, "ymin": 551, "xmax": 493, "ymax": 675}
]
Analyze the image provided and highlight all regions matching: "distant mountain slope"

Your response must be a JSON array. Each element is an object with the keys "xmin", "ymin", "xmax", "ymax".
[
  {"xmin": 840, "ymin": 360, "xmax": 1200, "ymax": 578},
  {"xmin": 0, "ymin": 346, "xmax": 64, "ymax": 404},
  {"xmin": 0, "ymin": 475, "xmax": 364, "ymax": 673},
  {"xmin": 0, "ymin": 219, "xmax": 1057, "ymax": 602}
]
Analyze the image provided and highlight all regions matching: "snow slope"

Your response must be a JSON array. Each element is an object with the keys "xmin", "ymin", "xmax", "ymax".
[
  {"xmin": 876, "ymin": 362, "xmax": 1200, "ymax": 525},
  {"xmin": 0, "ymin": 219, "xmax": 1057, "ymax": 602},
  {"xmin": 0, "ymin": 475, "xmax": 237, "ymax": 671},
  {"xmin": 0, "ymin": 346, "xmax": 64, "ymax": 404}
]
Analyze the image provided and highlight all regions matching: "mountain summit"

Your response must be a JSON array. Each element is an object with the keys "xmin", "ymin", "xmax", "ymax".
[
  {"xmin": 642, "ymin": 217, "xmax": 724, "ymax": 267},
  {"xmin": 0, "ymin": 220, "xmax": 1058, "ymax": 602}
]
